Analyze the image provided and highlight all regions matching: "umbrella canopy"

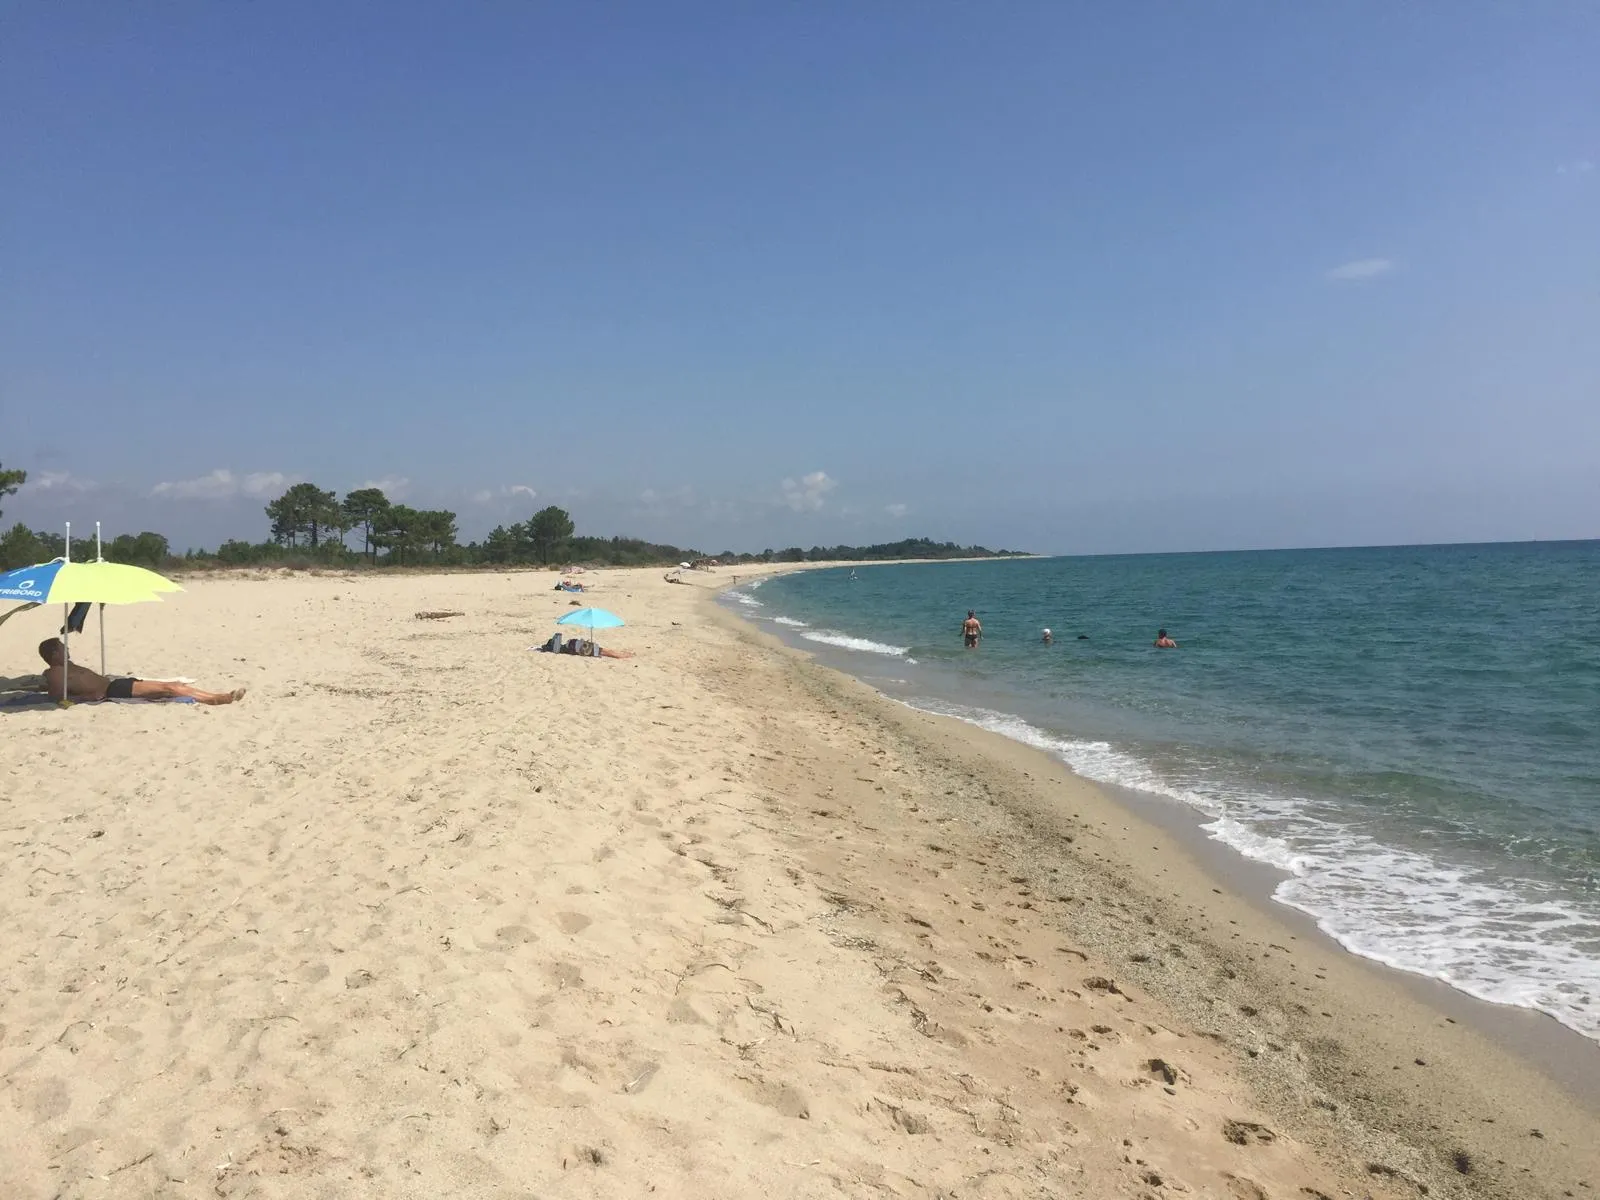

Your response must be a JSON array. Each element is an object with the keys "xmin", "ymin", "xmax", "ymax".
[
  {"xmin": 0, "ymin": 559, "xmax": 182, "ymax": 606},
  {"xmin": 555, "ymin": 607, "xmax": 625, "ymax": 630}
]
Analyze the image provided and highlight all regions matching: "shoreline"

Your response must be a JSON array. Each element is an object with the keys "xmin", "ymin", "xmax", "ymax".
[
  {"xmin": 1097, "ymin": 775, "xmax": 1600, "ymax": 1109},
  {"xmin": 705, "ymin": 572, "xmax": 1600, "ymax": 1197},
  {"xmin": 717, "ymin": 564, "xmax": 1600, "ymax": 1075}
]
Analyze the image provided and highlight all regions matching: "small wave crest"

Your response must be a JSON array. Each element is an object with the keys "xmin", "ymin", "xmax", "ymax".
[
  {"xmin": 801, "ymin": 631, "xmax": 910, "ymax": 657},
  {"xmin": 729, "ymin": 590, "xmax": 764, "ymax": 609},
  {"xmin": 773, "ymin": 616, "xmax": 808, "ymax": 628}
]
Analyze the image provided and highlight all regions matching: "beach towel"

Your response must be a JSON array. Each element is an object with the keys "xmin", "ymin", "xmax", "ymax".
[{"xmin": 0, "ymin": 692, "xmax": 197, "ymax": 711}]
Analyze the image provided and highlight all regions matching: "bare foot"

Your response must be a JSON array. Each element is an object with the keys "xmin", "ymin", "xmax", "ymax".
[{"xmin": 200, "ymin": 687, "xmax": 246, "ymax": 706}]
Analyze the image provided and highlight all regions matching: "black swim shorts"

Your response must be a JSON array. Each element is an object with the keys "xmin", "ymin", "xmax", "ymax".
[
  {"xmin": 104, "ymin": 677, "xmax": 139, "ymax": 700},
  {"xmin": 964, "ymin": 633, "xmax": 978, "ymax": 647}
]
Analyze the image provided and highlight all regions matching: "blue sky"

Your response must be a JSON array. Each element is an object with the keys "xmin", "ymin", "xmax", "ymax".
[{"xmin": 3, "ymin": 3, "xmax": 1596, "ymax": 554}]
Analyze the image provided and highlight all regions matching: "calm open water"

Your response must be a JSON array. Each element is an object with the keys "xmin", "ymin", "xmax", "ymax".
[{"xmin": 725, "ymin": 543, "xmax": 1600, "ymax": 1039}]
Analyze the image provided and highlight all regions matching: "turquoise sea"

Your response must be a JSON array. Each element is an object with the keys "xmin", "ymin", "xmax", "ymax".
[{"xmin": 724, "ymin": 543, "xmax": 1600, "ymax": 1039}]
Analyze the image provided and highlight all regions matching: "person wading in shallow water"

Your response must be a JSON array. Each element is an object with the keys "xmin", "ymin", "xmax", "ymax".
[
  {"xmin": 1154, "ymin": 628, "xmax": 1178, "ymax": 648},
  {"xmin": 963, "ymin": 610, "xmax": 982, "ymax": 649}
]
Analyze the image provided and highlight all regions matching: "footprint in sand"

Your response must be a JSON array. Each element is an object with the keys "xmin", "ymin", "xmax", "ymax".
[
  {"xmin": 555, "ymin": 912, "xmax": 592, "ymax": 935},
  {"xmin": 27, "ymin": 1077, "xmax": 71, "ymax": 1122},
  {"xmin": 1222, "ymin": 1119, "xmax": 1277, "ymax": 1146},
  {"xmin": 1144, "ymin": 1057, "xmax": 1190, "ymax": 1087},
  {"xmin": 1222, "ymin": 1175, "xmax": 1270, "ymax": 1200},
  {"xmin": 667, "ymin": 997, "xmax": 709, "ymax": 1025},
  {"xmin": 547, "ymin": 962, "xmax": 583, "ymax": 988},
  {"xmin": 734, "ymin": 1074, "xmax": 810, "ymax": 1119}
]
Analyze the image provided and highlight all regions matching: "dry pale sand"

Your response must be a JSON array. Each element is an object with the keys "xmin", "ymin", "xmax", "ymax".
[{"xmin": 1, "ymin": 565, "xmax": 1595, "ymax": 1199}]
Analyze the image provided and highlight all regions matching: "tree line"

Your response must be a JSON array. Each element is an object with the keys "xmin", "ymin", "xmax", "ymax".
[{"xmin": 0, "ymin": 465, "xmax": 1027, "ymax": 572}]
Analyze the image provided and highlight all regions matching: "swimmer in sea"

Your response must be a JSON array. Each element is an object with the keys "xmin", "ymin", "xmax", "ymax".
[
  {"xmin": 1154, "ymin": 628, "xmax": 1178, "ymax": 648},
  {"xmin": 963, "ymin": 610, "xmax": 982, "ymax": 649},
  {"xmin": 1042, "ymin": 628, "xmax": 1053, "ymax": 644}
]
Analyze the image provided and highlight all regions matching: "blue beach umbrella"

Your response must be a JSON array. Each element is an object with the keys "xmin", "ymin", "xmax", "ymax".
[
  {"xmin": 0, "ymin": 559, "xmax": 181, "ymax": 605},
  {"xmin": 555, "ymin": 606, "xmax": 625, "ymax": 653}
]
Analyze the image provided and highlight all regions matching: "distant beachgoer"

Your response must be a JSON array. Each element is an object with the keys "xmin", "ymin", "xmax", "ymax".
[
  {"xmin": 1154, "ymin": 629, "xmax": 1178, "ymax": 648},
  {"xmin": 37, "ymin": 638, "xmax": 246, "ymax": 705},
  {"xmin": 1042, "ymin": 628, "xmax": 1053, "ymax": 644},
  {"xmin": 1077, "ymin": 634, "xmax": 1089, "ymax": 640},
  {"xmin": 963, "ymin": 610, "xmax": 982, "ymax": 649},
  {"xmin": 538, "ymin": 635, "xmax": 634, "ymax": 660}
]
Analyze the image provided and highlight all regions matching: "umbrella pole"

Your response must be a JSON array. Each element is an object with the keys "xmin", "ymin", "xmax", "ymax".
[
  {"xmin": 60, "ymin": 522, "xmax": 71, "ymax": 704},
  {"xmin": 61, "ymin": 604, "xmax": 71, "ymax": 704},
  {"xmin": 94, "ymin": 526, "xmax": 108, "ymax": 674}
]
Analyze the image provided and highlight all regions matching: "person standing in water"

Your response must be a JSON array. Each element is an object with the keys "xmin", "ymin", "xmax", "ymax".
[
  {"xmin": 1154, "ymin": 628, "xmax": 1178, "ymax": 648},
  {"xmin": 963, "ymin": 610, "xmax": 982, "ymax": 649}
]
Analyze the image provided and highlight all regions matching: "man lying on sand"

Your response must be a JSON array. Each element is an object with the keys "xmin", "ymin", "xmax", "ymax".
[{"xmin": 38, "ymin": 639, "xmax": 247, "ymax": 705}]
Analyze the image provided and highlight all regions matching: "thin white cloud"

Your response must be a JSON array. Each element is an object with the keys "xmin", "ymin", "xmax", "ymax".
[
  {"xmin": 637, "ymin": 485, "xmax": 696, "ymax": 511},
  {"xmin": 359, "ymin": 475, "xmax": 411, "ymax": 500},
  {"xmin": 25, "ymin": 470, "xmax": 96, "ymax": 493},
  {"xmin": 152, "ymin": 468, "xmax": 295, "ymax": 501},
  {"xmin": 470, "ymin": 484, "xmax": 537, "ymax": 505},
  {"xmin": 885, "ymin": 502, "xmax": 909, "ymax": 518},
  {"xmin": 152, "ymin": 470, "xmax": 240, "ymax": 500},
  {"xmin": 781, "ymin": 470, "xmax": 837, "ymax": 512},
  {"xmin": 1326, "ymin": 258, "xmax": 1394, "ymax": 282},
  {"xmin": 1557, "ymin": 159, "xmax": 1594, "ymax": 176},
  {"xmin": 241, "ymin": 471, "xmax": 289, "ymax": 498}
]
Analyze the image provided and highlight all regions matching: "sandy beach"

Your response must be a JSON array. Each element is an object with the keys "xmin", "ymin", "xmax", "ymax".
[{"xmin": 2, "ymin": 564, "xmax": 1596, "ymax": 1200}]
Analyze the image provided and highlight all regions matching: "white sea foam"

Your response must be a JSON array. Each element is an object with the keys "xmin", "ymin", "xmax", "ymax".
[
  {"xmin": 729, "ymin": 590, "xmax": 764, "ymax": 609},
  {"xmin": 772, "ymin": 616, "xmax": 808, "ymax": 628},
  {"xmin": 900, "ymin": 696, "xmax": 1600, "ymax": 1041},
  {"xmin": 801, "ymin": 631, "xmax": 910, "ymax": 657}
]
